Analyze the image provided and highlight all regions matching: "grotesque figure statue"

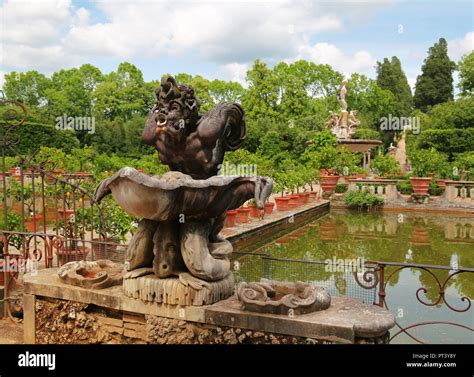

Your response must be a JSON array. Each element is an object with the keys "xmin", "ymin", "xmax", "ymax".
[
  {"xmin": 142, "ymin": 75, "xmax": 246, "ymax": 179},
  {"xmin": 96, "ymin": 75, "xmax": 273, "ymax": 305}
]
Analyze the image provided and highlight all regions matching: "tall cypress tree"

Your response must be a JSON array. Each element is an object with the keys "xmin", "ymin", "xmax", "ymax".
[
  {"xmin": 376, "ymin": 56, "xmax": 412, "ymax": 116},
  {"xmin": 413, "ymin": 38, "xmax": 456, "ymax": 112}
]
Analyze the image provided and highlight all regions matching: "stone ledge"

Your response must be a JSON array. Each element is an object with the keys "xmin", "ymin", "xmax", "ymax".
[
  {"xmin": 24, "ymin": 269, "xmax": 207, "ymax": 323},
  {"xmin": 205, "ymin": 296, "xmax": 394, "ymax": 343},
  {"xmin": 24, "ymin": 269, "xmax": 395, "ymax": 344}
]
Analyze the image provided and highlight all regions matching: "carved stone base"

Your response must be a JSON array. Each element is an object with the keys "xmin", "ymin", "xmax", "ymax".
[{"xmin": 123, "ymin": 269, "xmax": 234, "ymax": 306}]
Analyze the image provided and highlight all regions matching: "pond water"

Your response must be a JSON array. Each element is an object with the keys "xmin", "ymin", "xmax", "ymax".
[{"xmin": 231, "ymin": 209, "xmax": 474, "ymax": 344}]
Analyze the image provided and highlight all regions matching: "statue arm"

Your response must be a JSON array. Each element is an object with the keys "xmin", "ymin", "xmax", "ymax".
[
  {"xmin": 142, "ymin": 109, "xmax": 158, "ymax": 146},
  {"xmin": 197, "ymin": 102, "xmax": 246, "ymax": 150}
]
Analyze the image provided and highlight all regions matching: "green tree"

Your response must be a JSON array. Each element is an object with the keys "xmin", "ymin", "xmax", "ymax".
[
  {"xmin": 376, "ymin": 56, "xmax": 412, "ymax": 116},
  {"xmin": 347, "ymin": 73, "xmax": 397, "ymax": 147},
  {"xmin": 413, "ymin": 38, "xmax": 456, "ymax": 111},
  {"xmin": 208, "ymin": 79, "xmax": 245, "ymax": 103},
  {"xmin": 92, "ymin": 62, "xmax": 151, "ymax": 121},
  {"xmin": 3, "ymin": 71, "xmax": 51, "ymax": 107},
  {"xmin": 274, "ymin": 61, "xmax": 312, "ymax": 120},
  {"xmin": 457, "ymin": 51, "xmax": 474, "ymax": 97},
  {"xmin": 242, "ymin": 59, "xmax": 279, "ymax": 120}
]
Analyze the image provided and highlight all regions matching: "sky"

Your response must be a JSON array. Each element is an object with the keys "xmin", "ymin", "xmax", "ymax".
[{"xmin": 0, "ymin": 0, "xmax": 473, "ymax": 91}]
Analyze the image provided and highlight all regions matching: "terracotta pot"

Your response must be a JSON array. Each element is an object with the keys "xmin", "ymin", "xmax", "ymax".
[
  {"xmin": 225, "ymin": 210, "xmax": 237, "ymax": 227},
  {"xmin": 308, "ymin": 191, "xmax": 317, "ymax": 201},
  {"xmin": 46, "ymin": 170, "xmax": 63, "ymax": 184},
  {"xmin": 410, "ymin": 177, "xmax": 432, "ymax": 195},
  {"xmin": 10, "ymin": 167, "xmax": 21, "ymax": 180},
  {"xmin": 275, "ymin": 197, "xmax": 290, "ymax": 211},
  {"xmin": 437, "ymin": 179, "xmax": 446, "ymax": 189},
  {"xmin": 247, "ymin": 203, "xmax": 261, "ymax": 218},
  {"xmin": 264, "ymin": 202, "xmax": 275, "ymax": 214},
  {"xmin": 58, "ymin": 209, "xmax": 75, "ymax": 221},
  {"xmin": 289, "ymin": 195, "xmax": 300, "ymax": 206},
  {"xmin": 25, "ymin": 214, "xmax": 42, "ymax": 232},
  {"xmin": 299, "ymin": 192, "xmax": 309, "ymax": 204},
  {"xmin": 320, "ymin": 175, "xmax": 340, "ymax": 192},
  {"xmin": 236, "ymin": 207, "xmax": 251, "ymax": 223}
]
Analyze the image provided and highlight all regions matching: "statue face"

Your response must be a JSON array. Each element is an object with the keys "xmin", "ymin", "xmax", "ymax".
[
  {"xmin": 152, "ymin": 76, "xmax": 200, "ymax": 143},
  {"xmin": 154, "ymin": 100, "xmax": 187, "ymax": 141}
]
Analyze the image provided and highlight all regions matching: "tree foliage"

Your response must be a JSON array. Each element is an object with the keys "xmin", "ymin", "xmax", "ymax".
[{"xmin": 413, "ymin": 38, "xmax": 456, "ymax": 112}]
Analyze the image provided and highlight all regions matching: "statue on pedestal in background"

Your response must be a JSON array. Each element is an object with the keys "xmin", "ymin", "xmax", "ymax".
[{"xmin": 325, "ymin": 79, "xmax": 360, "ymax": 140}]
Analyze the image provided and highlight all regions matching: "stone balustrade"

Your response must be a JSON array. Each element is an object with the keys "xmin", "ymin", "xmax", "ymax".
[
  {"xmin": 347, "ymin": 179, "xmax": 399, "ymax": 202},
  {"xmin": 443, "ymin": 181, "xmax": 474, "ymax": 202}
]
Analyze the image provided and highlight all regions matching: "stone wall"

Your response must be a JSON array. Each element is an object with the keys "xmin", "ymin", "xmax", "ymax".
[{"xmin": 34, "ymin": 297, "xmax": 389, "ymax": 344}]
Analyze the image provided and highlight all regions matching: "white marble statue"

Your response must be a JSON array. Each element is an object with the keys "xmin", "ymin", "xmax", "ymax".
[{"xmin": 337, "ymin": 79, "xmax": 348, "ymax": 111}]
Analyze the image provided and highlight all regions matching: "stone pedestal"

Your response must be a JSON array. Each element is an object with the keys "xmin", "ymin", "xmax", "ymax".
[{"xmin": 123, "ymin": 269, "xmax": 234, "ymax": 306}]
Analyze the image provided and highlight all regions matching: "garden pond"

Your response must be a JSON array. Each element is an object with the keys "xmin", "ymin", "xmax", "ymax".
[{"xmin": 231, "ymin": 209, "xmax": 474, "ymax": 344}]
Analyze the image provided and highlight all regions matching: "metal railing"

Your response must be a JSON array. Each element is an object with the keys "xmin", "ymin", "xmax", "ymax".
[
  {"xmin": 0, "ymin": 94, "xmax": 122, "ymax": 319},
  {"xmin": 231, "ymin": 252, "xmax": 473, "ymax": 344}
]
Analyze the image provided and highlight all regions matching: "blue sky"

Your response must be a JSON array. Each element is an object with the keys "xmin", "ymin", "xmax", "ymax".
[{"xmin": 0, "ymin": 0, "xmax": 473, "ymax": 90}]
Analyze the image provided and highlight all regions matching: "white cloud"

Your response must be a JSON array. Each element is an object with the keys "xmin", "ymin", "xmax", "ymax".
[
  {"xmin": 0, "ymin": 71, "xmax": 5, "ymax": 90},
  {"xmin": 449, "ymin": 31, "xmax": 474, "ymax": 62},
  {"xmin": 407, "ymin": 77, "xmax": 416, "ymax": 94},
  {"xmin": 0, "ymin": 0, "xmax": 393, "ymax": 73},
  {"xmin": 0, "ymin": 0, "xmax": 72, "ymax": 47},
  {"xmin": 218, "ymin": 63, "xmax": 250, "ymax": 87},
  {"xmin": 295, "ymin": 42, "xmax": 377, "ymax": 76}
]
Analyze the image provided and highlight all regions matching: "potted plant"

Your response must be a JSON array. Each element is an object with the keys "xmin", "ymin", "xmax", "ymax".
[
  {"xmin": 236, "ymin": 206, "xmax": 251, "ymax": 223},
  {"xmin": 318, "ymin": 146, "xmax": 340, "ymax": 193},
  {"xmin": 247, "ymin": 199, "xmax": 262, "ymax": 218},
  {"xmin": 264, "ymin": 200, "xmax": 275, "ymax": 214},
  {"xmin": 372, "ymin": 154, "xmax": 400, "ymax": 178},
  {"xmin": 7, "ymin": 180, "xmax": 43, "ymax": 232},
  {"xmin": 225, "ymin": 210, "xmax": 237, "ymax": 227},
  {"xmin": 409, "ymin": 148, "xmax": 448, "ymax": 195},
  {"xmin": 76, "ymin": 203, "xmax": 137, "ymax": 261},
  {"xmin": 33, "ymin": 147, "xmax": 71, "ymax": 184},
  {"xmin": 273, "ymin": 172, "xmax": 291, "ymax": 211}
]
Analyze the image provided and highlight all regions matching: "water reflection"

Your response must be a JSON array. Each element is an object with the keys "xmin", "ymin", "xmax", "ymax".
[{"xmin": 232, "ymin": 209, "xmax": 474, "ymax": 344}]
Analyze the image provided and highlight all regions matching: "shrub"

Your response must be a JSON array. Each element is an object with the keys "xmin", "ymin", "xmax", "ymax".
[
  {"xmin": 352, "ymin": 128, "xmax": 380, "ymax": 140},
  {"xmin": 372, "ymin": 154, "xmax": 400, "ymax": 176},
  {"xmin": 428, "ymin": 181, "xmax": 445, "ymax": 196},
  {"xmin": 397, "ymin": 180, "xmax": 413, "ymax": 195},
  {"xmin": 408, "ymin": 148, "xmax": 449, "ymax": 177},
  {"xmin": 343, "ymin": 190, "xmax": 384, "ymax": 210},
  {"xmin": 335, "ymin": 184, "xmax": 348, "ymax": 193}
]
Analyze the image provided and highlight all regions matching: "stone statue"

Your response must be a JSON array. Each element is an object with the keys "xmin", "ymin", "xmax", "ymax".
[
  {"xmin": 141, "ymin": 75, "xmax": 246, "ymax": 179},
  {"xmin": 325, "ymin": 111, "xmax": 340, "ymax": 130},
  {"xmin": 96, "ymin": 75, "xmax": 273, "ymax": 305},
  {"xmin": 337, "ymin": 79, "xmax": 348, "ymax": 111},
  {"xmin": 325, "ymin": 79, "xmax": 360, "ymax": 140},
  {"xmin": 347, "ymin": 110, "xmax": 360, "ymax": 137}
]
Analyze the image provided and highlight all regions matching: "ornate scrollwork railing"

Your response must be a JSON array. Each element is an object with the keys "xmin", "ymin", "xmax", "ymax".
[
  {"xmin": 0, "ymin": 93, "xmax": 124, "ymax": 319},
  {"xmin": 354, "ymin": 261, "xmax": 474, "ymax": 344}
]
